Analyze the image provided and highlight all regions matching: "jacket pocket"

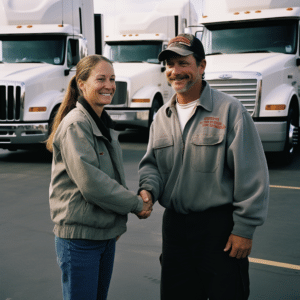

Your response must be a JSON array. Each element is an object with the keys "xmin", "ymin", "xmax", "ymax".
[
  {"xmin": 191, "ymin": 134, "xmax": 224, "ymax": 173},
  {"xmin": 153, "ymin": 137, "xmax": 174, "ymax": 173}
]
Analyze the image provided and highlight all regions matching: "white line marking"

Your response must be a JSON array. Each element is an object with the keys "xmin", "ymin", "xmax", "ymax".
[
  {"xmin": 249, "ymin": 257, "xmax": 300, "ymax": 270},
  {"xmin": 270, "ymin": 185, "xmax": 300, "ymax": 190}
]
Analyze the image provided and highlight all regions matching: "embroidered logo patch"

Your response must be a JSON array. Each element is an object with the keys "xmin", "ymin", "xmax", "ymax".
[{"xmin": 200, "ymin": 117, "xmax": 226, "ymax": 130}]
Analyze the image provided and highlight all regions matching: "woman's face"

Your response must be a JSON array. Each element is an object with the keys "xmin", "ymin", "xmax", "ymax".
[{"xmin": 78, "ymin": 60, "xmax": 116, "ymax": 116}]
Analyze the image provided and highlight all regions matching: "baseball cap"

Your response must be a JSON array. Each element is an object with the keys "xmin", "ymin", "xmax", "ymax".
[{"xmin": 158, "ymin": 33, "xmax": 205, "ymax": 62}]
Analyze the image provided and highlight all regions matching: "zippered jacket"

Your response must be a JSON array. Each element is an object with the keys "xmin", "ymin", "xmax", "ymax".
[
  {"xmin": 139, "ymin": 82, "xmax": 269, "ymax": 239},
  {"xmin": 49, "ymin": 102, "xmax": 143, "ymax": 240}
]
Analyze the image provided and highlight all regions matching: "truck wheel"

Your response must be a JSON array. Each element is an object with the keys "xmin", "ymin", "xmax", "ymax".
[
  {"xmin": 148, "ymin": 98, "xmax": 161, "ymax": 128},
  {"xmin": 282, "ymin": 107, "xmax": 298, "ymax": 164}
]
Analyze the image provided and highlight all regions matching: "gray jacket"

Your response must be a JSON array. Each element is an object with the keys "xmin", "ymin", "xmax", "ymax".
[
  {"xmin": 139, "ymin": 81, "xmax": 269, "ymax": 239},
  {"xmin": 49, "ymin": 102, "xmax": 143, "ymax": 240}
]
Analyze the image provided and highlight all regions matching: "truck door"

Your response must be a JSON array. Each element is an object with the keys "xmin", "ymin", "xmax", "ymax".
[{"xmin": 65, "ymin": 38, "xmax": 86, "ymax": 84}]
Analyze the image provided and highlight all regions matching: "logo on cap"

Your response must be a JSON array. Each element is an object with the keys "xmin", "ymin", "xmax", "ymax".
[{"xmin": 168, "ymin": 36, "xmax": 191, "ymax": 47}]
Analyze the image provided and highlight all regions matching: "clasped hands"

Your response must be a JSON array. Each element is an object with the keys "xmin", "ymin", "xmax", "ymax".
[{"xmin": 136, "ymin": 190, "xmax": 153, "ymax": 219}]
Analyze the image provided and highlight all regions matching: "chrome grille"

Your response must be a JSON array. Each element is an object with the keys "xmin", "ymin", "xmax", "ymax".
[
  {"xmin": 0, "ymin": 83, "xmax": 22, "ymax": 121},
  {"xmin": 206, "ymin": 79, "xmax": 257, "ymax": 116},
  {"xmin": 111, "ymin": 81, "xmax": 127, "ymax": 105}
]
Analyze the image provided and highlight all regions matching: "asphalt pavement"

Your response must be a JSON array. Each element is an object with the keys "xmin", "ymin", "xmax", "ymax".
[{"xmin": 0, "ymin": 129, "xmax": 299, "ymax": 300}]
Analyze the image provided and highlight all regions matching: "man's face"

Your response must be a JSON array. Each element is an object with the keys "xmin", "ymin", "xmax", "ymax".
[{"xmin": 165, "ymin": 54, "xmax": 206, "ymax": 94}]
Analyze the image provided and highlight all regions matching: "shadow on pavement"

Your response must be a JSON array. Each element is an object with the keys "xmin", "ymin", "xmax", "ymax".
[{"xmin": 0, "ymin": 148, "xmax": 52, "ymax": 164}]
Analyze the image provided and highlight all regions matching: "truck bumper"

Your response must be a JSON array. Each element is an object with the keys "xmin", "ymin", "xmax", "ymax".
[
  {"xmin": 106, "ymin": 110, "xmax": 150, "ymax": 128},
  {"xmin": 255, "ymin": 121, "xmax": 286, "ymax": 152},
  {"xmin": 0, "ymin": 123, "xmax": 48, "ymax": 148}
]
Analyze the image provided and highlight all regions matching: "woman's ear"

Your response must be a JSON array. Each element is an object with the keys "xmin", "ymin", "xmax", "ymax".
[{"xmin": 77, "ymin": 79, "xmax": 85, "ymax": 93}]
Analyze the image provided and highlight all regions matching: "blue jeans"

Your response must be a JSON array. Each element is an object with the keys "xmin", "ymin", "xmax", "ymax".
[{"xmin": 55, "ymin": 236, "xmax": 116, "ymax": 300}]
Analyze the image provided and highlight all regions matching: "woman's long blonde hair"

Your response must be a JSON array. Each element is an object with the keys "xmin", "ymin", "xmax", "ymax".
[{"xmin": 46, "ymin": 54, "xmax": 113, "ymax": 152}]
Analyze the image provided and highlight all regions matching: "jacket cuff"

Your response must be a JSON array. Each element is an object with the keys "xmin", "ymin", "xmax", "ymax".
[
  {"xmin": 231, "ymin": 222, "xmax": 256, "ymax": 240},
  {"xmin": 132, "ymin": 197, "xmax": 144, "ymax": 214}
]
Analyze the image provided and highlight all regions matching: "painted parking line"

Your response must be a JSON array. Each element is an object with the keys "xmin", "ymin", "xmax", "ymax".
[
  {"xmin": 270, "ymin": 185, "xmax": 300, "ymax": 190},
  {"xmin": 249, "ymin": 257, "xmax": 300, "ymax": 270}
]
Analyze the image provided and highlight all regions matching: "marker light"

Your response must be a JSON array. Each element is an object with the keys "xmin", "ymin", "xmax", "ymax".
[
  {"xmin": 265, "ymin": 105, "xmax": 286, "ymax": 111},
  {"xmin": 16, "ymin": 25, "xmax": 22, "ymax": 28},
  {"xmin": 27, "ymin": 25, "xmax": 33, "ymax": 28},
  {"xmin": 29, "ymin": 107, "xmax": 47, "ymax": 112},
  {"xmin": 287, "ymin": 7, "xmax": 293, "ymax": 11},
  {"xmin": 132, "ymin": 99, "xmax": 150, "ymax": 103}
]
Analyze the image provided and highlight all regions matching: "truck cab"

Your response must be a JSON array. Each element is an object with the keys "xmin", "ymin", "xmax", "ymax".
[
  {"xmin": 200, "ymin": 3, "xmax": 300, "ymax": 162},
  {"xmin": 103, "ymin": 0, "xmax": 198, "ymax": 129},
  {"xmin": 0, "ymin": 0, "xmax": 94, "ymax": 151}
]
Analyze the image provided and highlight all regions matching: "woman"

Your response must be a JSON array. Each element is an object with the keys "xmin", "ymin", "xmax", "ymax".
[{"xmin": 47, "ymin": 55, "xmax": 152, "ymax": 300}]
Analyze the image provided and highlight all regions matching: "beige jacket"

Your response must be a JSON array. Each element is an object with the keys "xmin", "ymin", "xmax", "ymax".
[{"xmin": 49, "ymin": 102, "xmax": 143, "ymax": 240}]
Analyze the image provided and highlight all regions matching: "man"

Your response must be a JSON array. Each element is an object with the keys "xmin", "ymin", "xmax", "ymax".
[{"xmin": 138, "ymin": 34, "xmax": 269, "ymax": 299}]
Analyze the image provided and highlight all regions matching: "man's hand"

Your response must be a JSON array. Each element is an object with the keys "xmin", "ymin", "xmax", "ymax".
[
  {"xmin": 224, "ymin": 234, "xmax": 252, "ymax": 259},
  {"xmin": 136, "ymin": 190, "xmax": 153, "ymax": 219}
]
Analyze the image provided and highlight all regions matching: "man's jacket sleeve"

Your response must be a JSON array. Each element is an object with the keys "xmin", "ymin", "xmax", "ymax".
[{"xmin": 227, "ymin": 110, "xmax": 269, "ymax": 239}]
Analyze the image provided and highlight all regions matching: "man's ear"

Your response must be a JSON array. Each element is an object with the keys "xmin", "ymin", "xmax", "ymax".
[{"xmin": 200, "ymin": 59, "xmax": 206, "ymax": 72}]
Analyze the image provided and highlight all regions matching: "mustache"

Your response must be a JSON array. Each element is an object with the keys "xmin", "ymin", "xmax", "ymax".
[{"xmin": 168, "ymin": 75, "xmax": 189, "ymax": 81}]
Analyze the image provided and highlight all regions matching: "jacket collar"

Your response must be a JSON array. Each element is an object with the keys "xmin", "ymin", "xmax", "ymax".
[
  {"xmin": 165, "ymin": 80, "xmax": 213, "ymax": 117},
  {"xmin": 76, "ymin": 100, "xmax": 115, "ymax": 143}
]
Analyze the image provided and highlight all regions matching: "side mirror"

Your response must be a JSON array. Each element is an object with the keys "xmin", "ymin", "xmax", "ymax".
[
  {"xmin": 64, "ymin": 69, "xmax": 70, "ymax": 76},
  {"xmin": 161, "ymin": 66, "xmax": 166, "ymax": 72},
  {"xmin": 296, "ymin": 58, "xmax": 300, "ymax": 66}
]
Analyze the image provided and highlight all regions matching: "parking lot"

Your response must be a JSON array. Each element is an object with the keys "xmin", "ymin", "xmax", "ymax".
[{"xmin": 0, "ymin": 130, "xmax": 299, "ymax": 300}]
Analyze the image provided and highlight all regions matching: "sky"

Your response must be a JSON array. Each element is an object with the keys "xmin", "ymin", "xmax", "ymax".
[{"xmin": 94, "ymin": 0, "xmax": 203, "ymax": 22}]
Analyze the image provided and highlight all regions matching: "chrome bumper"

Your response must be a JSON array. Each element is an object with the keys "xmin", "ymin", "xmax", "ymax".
[
  {"xmin": 0, "ymin": 123, "xmax": 48, "ymax": 145},
  {"xmin": 106, "ymin": 110, "xmax": 150, "ymax": 128}
]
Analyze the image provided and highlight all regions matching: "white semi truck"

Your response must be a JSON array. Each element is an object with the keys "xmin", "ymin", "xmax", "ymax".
[
  {"xmin": 0, "ymin": 0, "xmax": 99, "ymax": 151},
  {"xmin": 200, "ymin": 0, "xmax": 300, "ymax": 162},
  {"xmin": 103, "ymin": 0, "xmax": 199, "ymax": 129}
]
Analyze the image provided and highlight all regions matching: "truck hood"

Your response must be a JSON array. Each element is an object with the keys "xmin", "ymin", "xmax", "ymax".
[
  {"xmin": 0, "ymin": 63, "xmax": 60, "ymax": 82},
  {"xmin": 113, "ymin": 62, "xmax": 160, "ymax": 79},
  {"xmin": 205, "ymin": 52, "xmax": 292, "ymax": 75}
]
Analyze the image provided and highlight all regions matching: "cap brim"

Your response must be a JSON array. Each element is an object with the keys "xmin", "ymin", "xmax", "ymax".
[{"xmin": 158, "ymin": 47, "xmax": 194, "ymax": 61}]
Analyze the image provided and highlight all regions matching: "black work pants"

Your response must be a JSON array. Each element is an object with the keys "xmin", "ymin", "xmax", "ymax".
[{"xmin": 161, "ymin": 205, "xmax": 249, "ymax": 300}]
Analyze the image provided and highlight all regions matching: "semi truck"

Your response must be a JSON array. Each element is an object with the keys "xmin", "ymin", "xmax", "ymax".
[
  {"xmin": 200, "ymin": 0, "xmax": 300, "ymax": 162},
  {"xmin": 0, "ymin": 0, "xmax": 100, "ymax": 151},
  {"xmin": 103, "ymin": 0, "xmax": 198, "ymax": 129}
]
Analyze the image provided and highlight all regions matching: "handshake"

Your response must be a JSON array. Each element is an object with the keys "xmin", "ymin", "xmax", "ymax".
[{"xmin": 136, "ymin": 190, "xmax": 153, "ymax": 219}]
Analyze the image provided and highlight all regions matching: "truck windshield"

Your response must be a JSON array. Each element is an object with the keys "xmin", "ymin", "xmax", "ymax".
[
  {"xmin": 202, "ymin": 20, "xmax": 298, "ymax": 55},
  {"xmin": 104, "ymin": 41, "xmax": 162, "ymax": 63},
  {"xmin": 0, "ymin": 35, "xmax": 65, "ymax": 64}
]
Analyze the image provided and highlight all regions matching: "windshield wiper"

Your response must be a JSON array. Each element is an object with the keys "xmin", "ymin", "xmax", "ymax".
[
  {"xmin": 206, "ymin": 52, "xmax": 223, "ymax": 56},
  {"xmin": 16, "ymin": 59, "xmax": 49, "ymax": 64},
  {"xmin": 236, "ymin": 50, "xmax": 273, "ymax": 54}
]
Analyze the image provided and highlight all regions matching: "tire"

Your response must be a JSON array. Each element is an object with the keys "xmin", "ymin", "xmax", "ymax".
[
  {"xmin": 148, "ymin": 98, "xmax": 161, "ymax": 128},
  {"xmin": 281, "ymin": 107, "xmax": 298, "ymax": 164}
]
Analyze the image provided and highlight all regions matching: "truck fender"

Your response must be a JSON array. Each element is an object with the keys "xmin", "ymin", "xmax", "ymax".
[
  {"xmin": 130, "ymin": 85, "xmax": 162, "ymax": 108},
  {"xmin": 23, "ymin": 90, "xmax": 64, "ymax": 122},
  {"xmin": 260, "ymin": 84, "xmax": 298, "ymax": 118}
]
